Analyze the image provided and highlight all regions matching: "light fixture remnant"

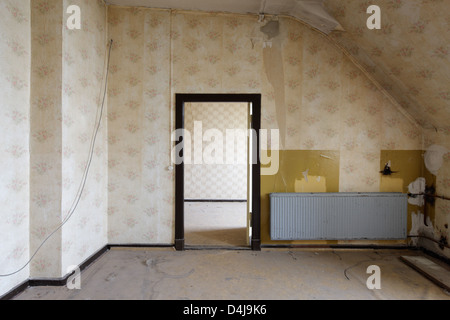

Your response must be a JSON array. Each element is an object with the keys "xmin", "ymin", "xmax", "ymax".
[{"xmin": 380, "ymin": 161, "xmax": 398, "ymax": 176}]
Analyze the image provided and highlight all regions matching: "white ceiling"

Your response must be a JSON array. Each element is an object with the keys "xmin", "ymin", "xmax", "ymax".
[{"xmin": 104, "ymin": 0, "xmax": 343, "ymax": 34}]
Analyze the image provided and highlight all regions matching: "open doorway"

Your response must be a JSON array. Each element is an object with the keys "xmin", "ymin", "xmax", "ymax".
[
  {"xmin": 175, "ymin": 94, "xmax": 261, "ymax": 251},
  {"xmin": 184, "ymin": 102, "xmax": 249, "ymax": 248}
]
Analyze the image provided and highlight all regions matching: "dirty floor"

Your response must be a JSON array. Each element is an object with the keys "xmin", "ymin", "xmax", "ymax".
[
  {"xmin": 185, "ymin": 202, "xmax": 248, "ymax": 247},
  {"xmin": 14, "ymin": 248, "xmax": 450, "ymax": 300}
]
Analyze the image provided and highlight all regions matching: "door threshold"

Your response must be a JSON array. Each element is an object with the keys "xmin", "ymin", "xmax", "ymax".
[{"xmin": 185, "ymin": 245, "xmax": 251, "ymax": 251}]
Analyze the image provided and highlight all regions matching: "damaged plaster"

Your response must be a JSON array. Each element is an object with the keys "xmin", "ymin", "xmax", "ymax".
[
  {"xmin": 408, "ymin": 177, "xmax": 426, "ymax": 207},
  {"xmin": 260, "ymin": 20, "xmax": 280, "ymax": 40},
  {"xmin": 424, "ymin": 145, "xmax": 448, "ymax": 176},
  {"xmin": 295, "ymin": 175, "xmax": 327, "ymax": 192},
  {"xmin": 262, "ymin": 26, "xmax": 287, "ymax": 149},
  {"xmin": 410, "ymin": 212, "xmax": 434, "ymax": 245}
]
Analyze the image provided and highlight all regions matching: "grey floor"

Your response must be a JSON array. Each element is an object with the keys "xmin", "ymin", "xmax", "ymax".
[
  {"xmin": 185, "ymin": 202, "xmax": 248, "ymax": 247},
  {"xmin": 14, "ymin": 248, "xmax": 450, "ymax": 300}
]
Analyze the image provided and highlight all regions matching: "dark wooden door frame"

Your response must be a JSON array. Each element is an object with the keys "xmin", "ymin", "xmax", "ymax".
[{"xmin": 175, "ymin": 93, "xmax": 261, "ymax": 251}]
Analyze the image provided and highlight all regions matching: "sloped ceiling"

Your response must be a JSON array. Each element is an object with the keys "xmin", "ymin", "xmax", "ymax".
[
  {"xmin": 105, "ymin": 0, "xmax": 450, "ymax": 132},
  {"xmin": 324, "ymin": 0, "xmax": 450, "ymax": 132},
  {"xmin": 104, "ymin": 0, "xmax": 343, "ymax": 33}
]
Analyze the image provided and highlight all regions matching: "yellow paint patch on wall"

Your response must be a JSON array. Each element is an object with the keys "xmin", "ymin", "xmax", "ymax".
[
  {"xmin": 261, "ymin": 150, "xmax": 339, "ymax": 245},
  {"xmin": 380, "ymin": 177, "xmax": 404, "ymax": 193},
  {"xmin": 294, "ymin": 176, "xmax": 327, "ymax": 193},
  {"xmin": 380, "ymin": 150, "xmax": 424, "ymax": 193},
  {"xmin": 260, "ymin": 150, "xmax": 429, "ymax": 246}
]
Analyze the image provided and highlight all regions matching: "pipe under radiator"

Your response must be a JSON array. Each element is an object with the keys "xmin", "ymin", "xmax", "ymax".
[{"xmin": 270, "ymin": 193, "xmax": 408, "ymax": 241}]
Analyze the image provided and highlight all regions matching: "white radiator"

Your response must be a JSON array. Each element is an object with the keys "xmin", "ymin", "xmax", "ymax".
[{"xmin": 270, "ymin": 193, "xmax": 408, "ymax": 241}]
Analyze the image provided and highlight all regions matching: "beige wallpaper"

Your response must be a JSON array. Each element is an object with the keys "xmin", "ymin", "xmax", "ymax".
[
  {"xmin": 0, "ymin": 0, "xmax": 31, "ymax": 296},
  {"xmin": 1, "ymin": 2, "xmax": 447, "ymax": 295},
  {"xmin": 29, "ymin": 0, "xmax": 108, "ymax": 278},
  {"xmin": 324, "ymin": 0, "xmax": 450, "ymax": 132},
  {"xmin": 107, "ymin": 7, "xmax": 422, "ymax": 245},
  {"xmin": 61, "ymin": 0, "xmax": 108, "ymax": 275},
  {"xmin": 29, "ymin": 0, "xmax": 63, "ymax": 279},
  {"xmin": 324, "ymin": 0, "xmax": 449, "ymax": 256},
  {"xmin": 107, "ymin": 7, "xmax": 174, "ymax": 245},
  {"xmin": 185, "ymin": 103, "xmax": 248, "ymax": 200},
  {"xmin": 1, "ymin": 0, "xmax": 109, "ymax": 292}
]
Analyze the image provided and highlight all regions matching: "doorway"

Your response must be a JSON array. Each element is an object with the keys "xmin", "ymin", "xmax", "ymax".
[
  {"xmin": 184, "ymin": 101, "xmax": 248, "ymax": 247},
  {"xmin": 175, "ymin": 94, "xmax": 261, "ymax": 251}
]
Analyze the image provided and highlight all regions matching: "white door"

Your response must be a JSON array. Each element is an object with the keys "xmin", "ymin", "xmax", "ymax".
[{"xmin": 246, "ymin": 102, "xmax": 253, "ymax": 246}]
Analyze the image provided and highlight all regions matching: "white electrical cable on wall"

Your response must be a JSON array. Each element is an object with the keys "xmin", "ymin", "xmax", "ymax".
[{"xmin": 0, "ymin": 39, "xmax": 113, "ymax": 278}]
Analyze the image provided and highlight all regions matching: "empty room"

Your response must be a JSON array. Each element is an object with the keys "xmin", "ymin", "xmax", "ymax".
[{"xmin": 1, "ymin": 0, "xmax": 450, "ymax": 303}]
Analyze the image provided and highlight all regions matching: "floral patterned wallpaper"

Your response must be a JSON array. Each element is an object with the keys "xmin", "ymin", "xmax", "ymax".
[
  {"xmin": 1, "ymin": 0, "xmax": 109, "ymax": 293},
  {"xmin": 185, "ymin": 103, "xmax": 248, "ymax": 201},
  {"xmin": 107, "ymin": 7, "xmax": 174, "ymax": 245},
  {"xmin": 107, "ymin": 7, "xmax": 421, "ymax": 245},
  {"xmin": 324, "ymin": 0, "xmax": 450, "ymax": 132},
  {"xmin": 29, "ymin": 0, "xmax": 64, "ymax": 279},
  {"xmin": 60, "ymin": 0, "xmax": 108, "ymax": 275},
  {"xmin": 324, "ymin": 0, "xmax": 449, "ymax": 257},
  {"xmin": 29, "ymin": 0, "xmax": 107, "ymax": 280},
  {"xmin": 1, "ymin": 1, "xmax": 447, "ymax": 296},
  {"xmin": 0, "ymin": 0, "xmax": 31, "ymax": 297}
]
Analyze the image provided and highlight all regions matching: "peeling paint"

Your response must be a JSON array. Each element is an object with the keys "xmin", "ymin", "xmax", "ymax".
[
  {"xmin": 302, "ymin": 169, "xmax": 309, "ymax": 182},
  {"xmin": 262, "ymin": 36, "xmax": 286, "ymax": 149},
  {"xmin": 260, "ymin": 20, "xmax": 280, "ymax": 40},
  {"xmin": 410, "ymin": 211, "xmax": 434, "ymax": 246},
  {"xmin": 294, "ymin": 176, "xmax": 327, "ymax": 193},
  {"xmin": 408, "ymin": 177, "xmax": 426, "ymax": 206},
  {"xmin": 320, "ymin": 154, "xmax": 333, "ymax": 160}
]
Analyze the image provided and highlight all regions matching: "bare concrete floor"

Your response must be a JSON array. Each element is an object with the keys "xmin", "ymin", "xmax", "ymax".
[
  {"xmin": 14, "ymin": 248, "xmax": 450, "ymax": 300},
  {"xmin": 185, "ymin": 202, "xmax": 248, "ymax": 247}
]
